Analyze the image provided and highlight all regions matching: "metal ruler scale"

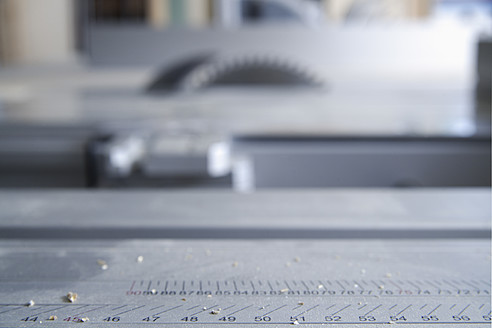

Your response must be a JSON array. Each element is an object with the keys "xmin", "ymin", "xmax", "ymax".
[{"xmin": 0, "ymin": 239, "xmax": 490, "ymax": 327}]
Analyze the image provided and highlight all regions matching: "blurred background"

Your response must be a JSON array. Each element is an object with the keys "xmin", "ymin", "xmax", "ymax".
[{"xmin": 0, "ymin": 0, "xmax": 490, "ymax": 190}]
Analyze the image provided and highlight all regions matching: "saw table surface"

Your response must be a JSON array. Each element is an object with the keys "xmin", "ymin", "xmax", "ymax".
[{"xmin": 0, "ymin": 189, "xmax": 490, "ymax": 327}]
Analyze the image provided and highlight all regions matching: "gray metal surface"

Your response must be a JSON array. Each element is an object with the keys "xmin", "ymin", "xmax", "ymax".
[
  {"xmin": 0, "ymin": 189, "xmax": 490, "ymax": 327},
  {"xmin": 0, "ymin": 239, "xmax": 490, "ymax": 327},
  {"xmin": 0, "ymin": 189, "xmax": 490, "ymax": 235},
  {"xmin": 232, "ymin": 137, "xmax": 491, "ymax": 189}
]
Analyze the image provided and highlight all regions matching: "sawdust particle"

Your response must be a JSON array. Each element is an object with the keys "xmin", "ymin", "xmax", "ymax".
[
  {"xmin": 97, "ymin": 259, "xmax": 108, "ymax": 270},
  {"xmin": 48, "ymin": 315, "xmax": 57, "ymax": 321},
  {"xmin": 67, "ymin": 292, "xmax": 78, "ymax": 303},
  {"xmin": 26, "ymin": 300, "xmax": 35, "ymax": 307},
  {"xmin": 210, "ymin": 308, "xmax": 221, "ymax": 315},
  {"xmin": 137, "ymin": 256, "xmax": 144, "ymax": 263}
]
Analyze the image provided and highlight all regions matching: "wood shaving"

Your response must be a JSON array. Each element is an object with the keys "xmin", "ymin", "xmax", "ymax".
[
  {"xmin": 378, "ymin": 285, "xmax": 385, "ymax": 290},
  {"xmin": 151, "ymin": 289, "xmax": 157, "ymax": 294},
  {"xmin": 298, "ymin": 302, "xmax": 304, "ymax": 306},
  {"xmin": 79, "ymin": 317, "xmax": 89, "ymax": 322},
  {"xmin": 280, "ymin": 288, "xmax": 289, "ymax": 293},
  {"xmin": 97, "ymin": 259, "xmax": 108, "ymax": 270},
  {"xmin": 294, "ymin": 257, "xmax": 301, "ymax": 263},
  {"xmin": 292, "ymin": 320, "xmax": 299, "ymax": 325},
  {"xmin": 317, "ymin": 284, "xmax": 324, "ymax": 289},
  {"xmin": 207, "ymin": 294, "xmax": 212, "ymax": 298},
  {"xmin": 26, "ymin": 300, "xmax": 35, "ymax": 307},
  {"xmin": 181, "ymin": 298, "xmax": 186, "ymax": 301},
  {"xmin": 210, "ymin": 308, "xmax": 221, "ymax": 315},
  {"xmin": 232, "ymin": 261, "xmax": 239, "ymax": 267},
  {"xmin": 48, "ymin": 315, "xmax": 57, "ymax": 321},
  {"xmin": 136, "ymin": 256, "xmax": 144, "ymax": 263},
  {"xmin": 67, "ymin": 292, "xmax": 78, "ymax": 303}
]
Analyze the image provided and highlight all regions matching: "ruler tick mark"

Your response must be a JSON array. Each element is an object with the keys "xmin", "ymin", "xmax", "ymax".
[
  {"xmin": 75, "ymin": 305, "xmax": 108, "ymax": 316},
  {"xmin": 115, "ymin": 304, "xmax": 145, "ymax": 316},
  {"xmin": 190, "ymin": 304, "xmax": 219, "ymax": 316},
  {"xmin": 364, "ymin": 304, "xmax": 382, "ymax": 316},
  {"xmin": 335, "ymin": 280, "xmax": 345, "ymax": 290},
  {"xmin": 262, "ymin": 304, "xmax": 286, "ymax": 316},
  {"xmin": 388, "ymin": 304, "xmax": 398, "ymax": 311},
  {"xmin": 294, "ymin": 304, "xmax": 319, "ymax": 318},
  {"xmin": 457, "ymin": 304, "xmax": 470, "ymax": 316},
  {"xmin": 353, "ymin": 280, "xmax": 364, "ymax": 291},
  {"xmin": 186, "ymin": 305, "xmax": 201, "ymax": 311},
  {"xmin": 222, "ymin": 305, "xmax": 236, "ymax": 312},
  {"xmin": 461, "ymin": 280, "xmax": 479, "ymax": 290},
  {"xmin": 150, "ymin": 304, "xmax": 167, "ymax": 311},
  {"xmin": 227, "ymin": 304, "xmax": 252, "ymax": 316},
  {"xmin": 0, "ymin": 306, "xmax": 23, "ymax": 315},
  {"xmin": 406, "ymin": 280, "xmax": 421, "ymax": 291},
  {"xmin": 332, "ymin": 304, "xmax": 351, "ymax": 316},
  {"xmin": 358, "ymin": 304, "xmax": 367, "ymax": 310},
  {"xmin": 388, "ymin": 280, "xmax": 402, "ymax": 290},
  {"xmin": 427, "ymin": 304, "xmax": 441, "ymax": 316},
  {"xmin": 32, "ymin": 305, "xmax": 69, "ymax": 317},
  {"xmin": 111, "ymin": 305, "xmax": 127, "ymax": 311},
  {"xmin": 154, "ymin": 304, "xmax": 183, "ymax": 316},
  {"xmin": 395, "ymin": 304, "xmax": 412, "ymax": 316}
]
